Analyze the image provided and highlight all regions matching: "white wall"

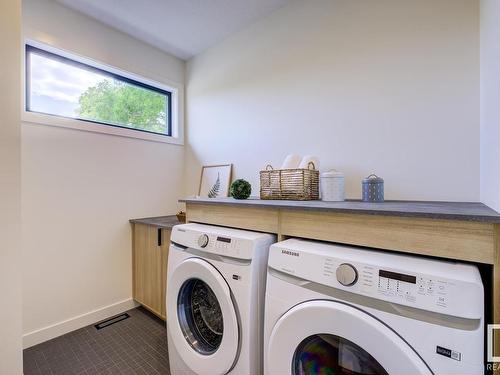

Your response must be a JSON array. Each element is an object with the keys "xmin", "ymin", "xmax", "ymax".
[
  {"xmin": 186, "ymin": 0, "xmax": 480, "ymax": 201},
  {"xmin": 22, "ymin": 0, "xmax": 185, "ymax": 347},
  {"xmin": 0, "ymin": 0, "xmax": 23, "ymax": 373},
  {"xmin": 480, "ymin": 0, "xmax": 500, "ymax": 212}
]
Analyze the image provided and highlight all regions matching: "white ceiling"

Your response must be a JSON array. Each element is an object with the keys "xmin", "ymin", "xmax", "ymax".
[{"xmin": 57, "ymin": 0, "xmax": 292, "ymax": 60}]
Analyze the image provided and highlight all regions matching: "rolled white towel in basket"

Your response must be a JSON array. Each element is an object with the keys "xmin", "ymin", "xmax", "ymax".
[
  {"xmin": 299, "ymin": 155, "xmax": 320, "ymax": 170},
  {"xmin": 281, "ymin": 154, "xmax": 302, "ymax": 169}
]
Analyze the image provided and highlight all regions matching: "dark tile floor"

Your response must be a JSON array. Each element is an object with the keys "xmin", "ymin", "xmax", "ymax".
[{"xmin": 23, "ymin": 307, "xmax": 170, "ymax": 375}]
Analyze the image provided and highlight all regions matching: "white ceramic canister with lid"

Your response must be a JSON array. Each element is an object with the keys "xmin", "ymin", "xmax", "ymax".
[{"xmin": 320, "ymin": 170, "xmax": 345, "ymax": 201}]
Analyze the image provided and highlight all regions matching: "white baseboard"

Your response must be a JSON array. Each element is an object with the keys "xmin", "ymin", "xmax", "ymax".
[{"xmin": 23, "ymin": 298, "xmax": 139, "ymax": 349}]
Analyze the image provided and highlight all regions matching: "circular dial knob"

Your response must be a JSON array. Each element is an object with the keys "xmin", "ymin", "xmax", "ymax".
[
  {"xmin": 198, "ymin": 234, "xmax": 209, "ymax": 248},
  {"xmin": 336, "ymin": 263, "xmax": 358, "ymax": 286}
]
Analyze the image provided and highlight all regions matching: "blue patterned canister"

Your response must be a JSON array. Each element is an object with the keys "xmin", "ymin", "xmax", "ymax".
[{"xmin": 362, "ymin": 174, "xmax": 384, "ymax": 202}]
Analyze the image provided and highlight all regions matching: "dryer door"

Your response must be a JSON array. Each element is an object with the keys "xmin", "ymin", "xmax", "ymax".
[
  {"xmin": 167, "ymin": 257, "xmax": 239, "ymax": 375},
  {"xmin": 267, "ymin": 300, "xmax": 433, "ymax": 375}
]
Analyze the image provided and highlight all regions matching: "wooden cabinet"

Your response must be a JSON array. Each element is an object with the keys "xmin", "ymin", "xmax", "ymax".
[{"xmin": 132, "ymin": 223, "xmax": 170, "ymax": 320}]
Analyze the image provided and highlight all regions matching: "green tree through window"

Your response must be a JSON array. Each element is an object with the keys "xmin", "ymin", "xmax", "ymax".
[{"xmin": 77, "ymin": 80, "xmax": 168, "ymax": 134}]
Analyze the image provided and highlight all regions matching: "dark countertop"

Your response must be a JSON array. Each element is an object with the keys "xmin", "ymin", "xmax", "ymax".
[
  {"xmin": 179, "ymin": 197, "xmax": 500, "ymax": 223},
  {"xmin": 129, "ymin": 215, "xmax": 180, "ymax": 229}
]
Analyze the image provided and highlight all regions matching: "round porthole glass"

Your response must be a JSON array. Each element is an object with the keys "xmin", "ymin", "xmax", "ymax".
[
  {"xmin": 177, "ymin": 278, "xmax": 224, "ymax": 355},
  {"xmin": 293, "ymin": 334, "xmax": 388, "ymax": 375}
]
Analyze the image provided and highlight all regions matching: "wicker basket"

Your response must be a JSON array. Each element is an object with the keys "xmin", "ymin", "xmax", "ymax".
[{"xmin": 260, "ymin": 162, "xmax": 319, "ymax": 200}]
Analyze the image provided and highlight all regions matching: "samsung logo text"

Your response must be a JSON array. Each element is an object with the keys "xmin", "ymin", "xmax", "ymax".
[{"xmin": 281, "ymin": 249, "xmax": 299, "ymax": 257}]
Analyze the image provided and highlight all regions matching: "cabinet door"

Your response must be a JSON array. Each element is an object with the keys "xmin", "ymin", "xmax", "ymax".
[
  {"xmin": 160, "ymin": 228, "xmax": 171, "ymax": 319},
  {"xmin": 133, "ymin": 224, "xmax": 163, "ymax": 317}
]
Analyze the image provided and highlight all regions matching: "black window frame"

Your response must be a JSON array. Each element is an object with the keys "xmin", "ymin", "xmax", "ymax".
[{"xmin": 25, "ymin": 44, "xmax": 173, "ymax": 137}]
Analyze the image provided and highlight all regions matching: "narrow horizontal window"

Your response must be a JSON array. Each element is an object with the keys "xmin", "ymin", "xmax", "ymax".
[{"xmin": 25, "ymin": 45, "xmax": 172, "ymax": 136}]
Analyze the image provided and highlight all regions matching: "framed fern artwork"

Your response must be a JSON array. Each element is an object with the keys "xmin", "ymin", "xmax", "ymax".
[{"xmin": 198, "ymin": 164, "xmax": 233, "ymax": 198}]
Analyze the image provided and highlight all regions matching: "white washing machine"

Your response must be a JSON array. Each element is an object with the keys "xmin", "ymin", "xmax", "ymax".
[
  {"xmin": 167, "ymin": 223, "xmax": 275, "ymax": 375},
  {"xmin": 264, "ymin": 239, "xmax": 484, "ymax": 375}
]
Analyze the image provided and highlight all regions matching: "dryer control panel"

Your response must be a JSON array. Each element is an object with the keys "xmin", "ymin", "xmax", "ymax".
[
  {"xmin": 269, "ymin": 239, "xmax": 483, "ymax": 320},
  {"xmin": 371, "ymin": 267, "xmax": 449, "ymax": 308},
  {"xmin": 171, "ymin": 223, "xmax": 275, "ymax": 260}
]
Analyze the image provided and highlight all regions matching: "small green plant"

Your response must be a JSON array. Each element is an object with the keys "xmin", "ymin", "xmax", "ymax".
[{"xmin": 230, "ymin": 179, "xmax": 251, "ymax": 200}]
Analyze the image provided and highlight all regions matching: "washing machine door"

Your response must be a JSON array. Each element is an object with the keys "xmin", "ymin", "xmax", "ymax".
[
  {"xmin": 167, "ymin": 257, "xmax": 239, "ymax": 375},
  {"xmin": 267, "ymin": 300, "xmax": 433, "ymax": 375}
]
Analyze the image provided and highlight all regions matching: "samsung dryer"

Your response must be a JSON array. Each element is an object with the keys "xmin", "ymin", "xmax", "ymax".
[
  {"xmin": 264, "ymin": 238, "xmax": 484, "ymax": 375},
  {"xmin": 167, "ymin": 223, "xmax": 275, "ymax": 375}
]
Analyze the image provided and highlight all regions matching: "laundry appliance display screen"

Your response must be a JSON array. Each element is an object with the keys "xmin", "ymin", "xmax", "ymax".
[
  {"xmin": 217, "ymin": 236, "xmax": 231, "ymax": 243},
  {"xmin": 379, "ymin": 270, "xmax": 416, "ymax": 284}
]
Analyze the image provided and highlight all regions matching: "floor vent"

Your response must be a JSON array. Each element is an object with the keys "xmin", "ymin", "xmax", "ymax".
[{"xmin": 94, "ymin": 313, "xmax": 130, "ymax": 330}]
